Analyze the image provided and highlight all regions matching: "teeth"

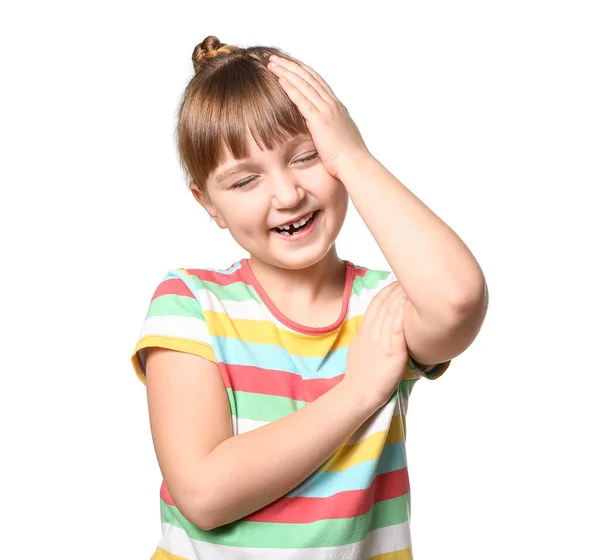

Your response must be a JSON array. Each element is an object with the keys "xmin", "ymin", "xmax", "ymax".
[{"xmin": 277, "ymin": 211, "xmax": 314, "ymax": 230}]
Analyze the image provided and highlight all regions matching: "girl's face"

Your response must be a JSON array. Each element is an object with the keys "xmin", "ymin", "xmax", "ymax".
[{"xmin": 193, "ymin": 132, "xmax": 349, "ymax": 270}]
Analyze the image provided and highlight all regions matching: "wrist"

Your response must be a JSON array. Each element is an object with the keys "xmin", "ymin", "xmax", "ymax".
[
  {"xmin": 336, "ymin": 151, "xmax": 378, "ymax": 184},
  {"xmin": 336, "ymin": 378, "xmax": 381, "ymax": 418}
]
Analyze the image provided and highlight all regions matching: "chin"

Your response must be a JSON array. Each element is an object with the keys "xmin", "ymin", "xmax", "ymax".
[
  {"xmin": 279, "ymin": 244, "xmax": 340, "ymax": 270},
  {"xmin": 250, "ymin": 245, "xmax": 328, "ymax": 271}
]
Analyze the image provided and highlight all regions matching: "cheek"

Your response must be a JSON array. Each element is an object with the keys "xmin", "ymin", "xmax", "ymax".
[
  {"xmin": 334, "ymin": 184, "xmax": 349, "ymax": 204},
  {"xmin": 328, "ymin": 185, "xmax": 349, "ymax": 224},
  {"xmin": 228, "ymin": 200, "xmax": 268, "ymax": 231},
  {"xmin": 321, "ymin": 180, "xmax": 349, "ymax": 206}
]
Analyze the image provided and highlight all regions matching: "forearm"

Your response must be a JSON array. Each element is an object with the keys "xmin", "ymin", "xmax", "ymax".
[
  {"xmin": 338, "ymin": 153, "xmax": 486, "ymax": 322},
  {"xmin": 190, "ymin": 380, "xmax": 377, "ymax": 530}
]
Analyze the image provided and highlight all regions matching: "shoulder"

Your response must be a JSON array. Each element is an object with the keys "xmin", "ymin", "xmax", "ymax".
[
  {"xmin": 349, "ymin": 262, "xmax": 396, "ymax": 295},
  {"xmin": 168, "ymin": 260, "xmax": 248, "ymax": 296},
  {"xmin": 143, "ymin": 263, "xmax": 237, "ymax": 316},
  {"xmin": 344, "ymin": 263, "xmax": 397, "ymax": 321}
]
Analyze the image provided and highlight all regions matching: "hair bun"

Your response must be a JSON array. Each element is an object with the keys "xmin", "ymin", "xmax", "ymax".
[{"xmin": 192, "ymin": 35, "xmax": 238, "ymax": 73}]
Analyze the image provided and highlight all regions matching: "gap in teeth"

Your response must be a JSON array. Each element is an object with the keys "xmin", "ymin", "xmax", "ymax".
[{"xmin": 275, "ymin": 211, "xmax": 315, "ymax": 233}]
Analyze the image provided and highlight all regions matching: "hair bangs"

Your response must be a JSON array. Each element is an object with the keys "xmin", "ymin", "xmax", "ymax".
[
  {"xmin": 217, "ymin": 62, "xmax": 309, "ymax": 163},
  {"xmin": 177, "ymin": 45, "xmax": 311, "ymax": 194}
]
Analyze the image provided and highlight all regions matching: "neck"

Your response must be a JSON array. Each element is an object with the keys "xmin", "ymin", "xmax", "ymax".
[{"xmin": 246, "ymin": 248, "xmax": 347, "ymax": 305}]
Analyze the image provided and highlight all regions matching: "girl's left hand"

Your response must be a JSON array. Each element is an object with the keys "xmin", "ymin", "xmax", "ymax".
[{"xmin": 267, "ymin": 54, "xmax": 371, "ymax": 180}]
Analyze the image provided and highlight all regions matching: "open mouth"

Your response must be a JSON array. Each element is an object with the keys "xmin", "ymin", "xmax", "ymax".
[{"xmin": 271, "ymin": 210, "xmax": 320, "ymax": 237}]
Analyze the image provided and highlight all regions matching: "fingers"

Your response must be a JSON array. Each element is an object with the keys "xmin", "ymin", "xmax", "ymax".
[
  {"xmin": 270, "ymin": 55, "xmax": 338, "ymax": 105},
  {"xmin": 362, "ymin": 281, "xmax": 403, "ymax": 328},
  {"xmin": 380, "ymin": 288, "xmax": 406, "ymax": 341},
  {"xmin": 270, "ymin": 62, "xmax": 329, "ymax": 111},
  {"xmin": 390, "ymin": 297, "xmax": 408, "ymax": 355},
  {"xmin": 301, "ymin": 65, "xmax": 339, "ymax": 103},
  {"xmin": 270, "ymin": 56, "xmax": 330, "ymax": 107}
]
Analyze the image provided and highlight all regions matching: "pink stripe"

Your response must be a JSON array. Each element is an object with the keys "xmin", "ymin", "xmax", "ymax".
[
  {"xmin": 224, "ymin": 363, "xmax": 344, "ymax": 402},
  {"xmin": 159, "ymin": 468, "xmax": 409, "ymax": 523},
  {"xmin": 245, "ymin": 468, "xmax": 409, "ymax": 523}
]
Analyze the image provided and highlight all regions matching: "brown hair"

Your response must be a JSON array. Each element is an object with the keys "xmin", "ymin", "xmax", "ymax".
[{"xmin": 176, "ymin": 35, "xmax": 310, "ymax": 201}]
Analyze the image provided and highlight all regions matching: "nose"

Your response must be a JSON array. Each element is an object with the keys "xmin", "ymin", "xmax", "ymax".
[{"xmin": 271, "ymin": 173, "xmax": 306, "ymax": 210}]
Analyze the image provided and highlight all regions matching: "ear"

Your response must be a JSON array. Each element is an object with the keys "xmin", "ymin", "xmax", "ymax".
[{"xmin": 190, "ymin": 183, "xmax": 228, "ymax": 229}]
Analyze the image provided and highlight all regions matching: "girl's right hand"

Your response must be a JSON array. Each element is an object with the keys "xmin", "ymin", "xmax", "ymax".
[{"xmin": 342, "ymin": 281, "xmax": 410, "ymax": 411}]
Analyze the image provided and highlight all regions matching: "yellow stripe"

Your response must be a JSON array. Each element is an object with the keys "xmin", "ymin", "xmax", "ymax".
[
  {"xmin": 151, "ymin": 548, "xmax": 188, "ymax": 560},
  {"xmin": 319, "ymin": 417, "xmax": 405, "ymax": 472},
  {"xmin": 205, "ymin": 309, "xmax": 362, "ymax": 356},
  {"xmin": 130, "ymin": 335, "xmax": 218, "ymax": 386},
  {"xmin": 368, "ymin": 547, "xmax": 413, "ymax": 559}
]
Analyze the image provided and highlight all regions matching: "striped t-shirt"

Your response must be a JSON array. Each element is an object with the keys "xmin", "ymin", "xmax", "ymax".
[{"xmin": 131, "ymin": 257, "xmax": 451, "ymax": 560}]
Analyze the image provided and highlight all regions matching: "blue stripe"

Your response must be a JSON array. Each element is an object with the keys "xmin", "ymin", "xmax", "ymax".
[
  {"xmin": 215, "ymin": 337, "xmax": 349, "ymax": 379},
  {"xmin": 287, "ymin": 441, "xmax": 408, "ymax": 498}
]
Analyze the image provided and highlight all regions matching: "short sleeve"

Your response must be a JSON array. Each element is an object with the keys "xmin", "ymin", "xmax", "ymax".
[
  {"xmin": 407, "ymin": 354, "xmax": 451, "ymax": 380},
  {"xmin": 130, "ymin": 269, "xmax": 217, "ymax": 386}
]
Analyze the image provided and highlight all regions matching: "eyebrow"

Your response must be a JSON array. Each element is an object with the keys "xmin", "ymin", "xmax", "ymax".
[{"xmin": 215, "ymin": 135, "xmax": 313, "ymax": 183}]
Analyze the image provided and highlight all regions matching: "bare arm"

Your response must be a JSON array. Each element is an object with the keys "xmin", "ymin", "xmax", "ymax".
[
  {"xmin": 338, "ymin": 153, "xmax": 487, "ymax": 322},
  {"xmin": 195, "ymin": 379, "xmax": 375, "ymax": 529},
  {"xmin": 146, "ymin": 347, "xmax": 378, "ymax": 531}
]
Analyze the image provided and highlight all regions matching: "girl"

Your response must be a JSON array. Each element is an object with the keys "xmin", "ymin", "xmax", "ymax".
[{"xmin": 131, "ymin": 35, "xmax": 488, "ymax": 560}]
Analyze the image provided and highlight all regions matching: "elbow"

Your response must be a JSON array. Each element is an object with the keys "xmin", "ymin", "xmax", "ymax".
[
  {"xmin": 189, "ymin": 509, "xmax": 221, "ymax": 532},
  {"xmin": 181, "ymin": 503, "xmax": 221, "ymax": 532},
  {"xmin": 177, "ymin": 485, "xmax": 223, "ymax": 531},
  {"xmin": 449, "ymin": 277, "xmax": 489, "ymax": 319},
  {"xmin": 196, "ymin": 516, "xmax": 221, "ymax": 532}
]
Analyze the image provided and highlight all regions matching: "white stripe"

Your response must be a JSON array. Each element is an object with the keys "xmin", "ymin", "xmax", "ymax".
[
  {"xmin": 346, "ymin": 398, "xmax": 398, "ymax": 445},
  {"xmin": 141, "ymin": 274, "xmax": 406, "ymax": 346},
  {"xmin": 349, "ymin": 272, "xmax": 398, "ymax": 317},
  {"xmin": 158, "ymin": 519, "xmax": 412, "ymax": 559},
  {"xmin": 188, "ymin": 274, "xmax": 395, "ymax": 333},
  {"xmin": 138, "ymin": 314, "xmax": 211, "ymax": 346}
]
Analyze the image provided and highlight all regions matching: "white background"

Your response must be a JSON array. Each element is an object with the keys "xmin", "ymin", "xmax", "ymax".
[{"xmin": 2, "ymin": 1, "xmax": 599, "ymax": 558}]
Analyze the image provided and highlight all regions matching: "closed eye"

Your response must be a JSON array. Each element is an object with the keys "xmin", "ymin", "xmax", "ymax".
[
  {"xmin": 295, "ymin": 153, "xmax": 319, "ymax": 165},
  {"xmin": 232, "ymin": 153, "xmax": 319, "ymax": 190}
]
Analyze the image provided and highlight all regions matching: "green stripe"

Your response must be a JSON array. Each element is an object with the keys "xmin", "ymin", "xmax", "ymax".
[
  {"xmin": 160, "ymin": 493, "xmax": 410, "ymax": 548},
  {"xmin": 154, "ymin": 269, "xmax": 393, "ymax": 316},
  {"xmin": 399, "ymin": 379, "xmax": 418, "ymax": 401},
  {"xmin": 351, "ymin": 269, "xmax": 392, "ymax": 296},
  {"xmin": 188, "ymin": 276, "xmax": 261, "ymax": 303},
  {"xmin": 227, "ymin": 389, "xmax": 308, "ymax": 422},
  {"xmin": 421, "ymin": 360, "xmax": 449, "ymax": 380},
  {"xmin": 146, "ymin": 293, "xmax": 205, "ymax": 320}
]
